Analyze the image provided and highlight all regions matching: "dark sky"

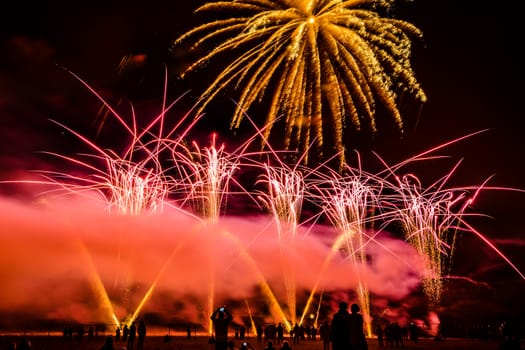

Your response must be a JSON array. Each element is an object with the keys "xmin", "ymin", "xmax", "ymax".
[{"xmin": 0, "ymin": 0, "xmax": 524, "ymax": 329}]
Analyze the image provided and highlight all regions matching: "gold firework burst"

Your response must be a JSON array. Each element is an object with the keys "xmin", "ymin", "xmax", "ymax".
[{"xmin": 174, "ymin": 0, "xmax": 427, "ymax": 168}]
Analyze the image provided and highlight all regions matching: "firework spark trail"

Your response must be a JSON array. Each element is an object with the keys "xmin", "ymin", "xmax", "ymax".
[
  {"xmin": 0, "ymin": 70, "xmax": 216, "ymax": 326},
  {"xmin": 165, "ymin": 132, "xmax": 250, "ymax": 333},
  {"xmin": 382, "ymin": 153, "xmax": 525, "ymax": 306},
  {"xmin": 128, "ymin": 243, "xmax": 184, "ymax": 326},
  {"xmin": 392, "ymin": 173, "xmax": 459, "ymax": 306},
  {"xmin": 254, "ymin": 164, "xmax": 304, "ymax": 324},
  {"xmin": 2, "ymin": 68, "xmax": 525, "ymax": 334},
  {"xmin": 308, "ymin": 163, "xmax": 382, "ymax": 337},
  {"xmin": 240, "ymin": 111, "xmax": 332, "ymax": 326},
  {"xmin": 174, "ymin": 0, "xmax": 426, "ymax": 167},
  {"xmin": 170, "ymin": 133, "xmax": 240, "ymax": 222},
  {"xmin": 77, "ymin": 238, "xmax": 120, "ymax": 328},
  {"xmin": 257, "ymin": 164, "xmax": 304, "ymax": 241},
  {"xmin": 19, "ymin": 66, "xmax": 199, "ymax": 216},
  {"xmin": 297, "ymin": 154, "xmax": 429, "ymax": 328},
  {"xmin": 218, "ymin": 228, "xmax": 292, "ymax": 331}
]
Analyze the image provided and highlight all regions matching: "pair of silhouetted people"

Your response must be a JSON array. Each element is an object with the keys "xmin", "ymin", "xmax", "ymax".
[{"xmin": 330, "ymin": 302, "xmax": 367, "ymax": 350}]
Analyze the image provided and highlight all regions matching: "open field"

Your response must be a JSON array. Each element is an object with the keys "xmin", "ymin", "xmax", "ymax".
[{"xmin": 0, "ymin": 335, "xmax": 506, "ymax": 350}]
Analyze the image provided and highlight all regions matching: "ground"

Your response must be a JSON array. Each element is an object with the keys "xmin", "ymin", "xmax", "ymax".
[{"xmin": 0, "ymin": 335, "xmax": 506, "ymax": 350}]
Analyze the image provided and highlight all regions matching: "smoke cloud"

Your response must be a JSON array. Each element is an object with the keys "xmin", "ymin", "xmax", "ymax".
[{"xmin": 0, "ymin": 193, "xmax": 425, "ymax": 329}]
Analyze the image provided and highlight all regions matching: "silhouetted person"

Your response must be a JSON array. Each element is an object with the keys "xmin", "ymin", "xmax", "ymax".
[
  {"xmin": 276, "ymin": 323, "xmax": 284, "ymax": 344},
  {"xmin": 330, "ymin": 302, "xmax": 351, "ymax": 350},
  {"xmin": 137, "ymin": 320, "xmax": 146, "ymax": 350},
  {"xmin": 292, "ymin": 324, "xmax": 301, "ymax": 344},
  {"xmin": 348, "ymin": 303, "xmax": 367, "ymax": 350},
  {"xmin": 115, "ymin": 326, "xmax": 121, "ymax": 341},
  {"xmin": 264, "ymin": 340, "xmax": 276, "ymax": 350},
  {"xmin": 211, "ymin": 306, "xmax": 233, "ymax": 350},
  {"xmin": 256, "ymin": 324, "xmax": 264, "ymax": 344},
  {"xmin": 311, "ymin": 326, "xmax": 318, "ymax": 340},
  {"xmin": 375, "ymin": 324, "xmax": 384, "ymax": 347},
  {"xmin": 122, "ymin": 325, "xmax": 129, "ymax": 342},
  {"xmin": 408, "ymin": 322, "xmax": 418, "ymax": 343},
  {"xmin": 100, "ymin": 336, "xmax": 115, "ymax": 350},
  {"xmin": 187, "ymin": 325, "xmax": 192, "ymax": 340},
  {"xmin": 239, "ymin": 325, "xmax": 246, "ymax": 340},
  {"xmin": 500, "ymin": 320, "xmax": 521, "ymax": 350},
  {"xmin": 240, "ymin": 341, "xmax": 256, "ymax": 350},
  {"xmin": 280, "ymin": 340, "xmax": 292, "ymax": 350},
  {"xmin": 208, "ymin": 334, "xmax": 216, "ymax": 350},
  {"xmin": 17, "ymin": 338, "xmax": 31, "ymax": 350},
  {"xmin": 265, "ymin": 324, "xmax": 277, "ymax": 343},
  {"xmin": 500, "ymin": 334, "xmax": 521, "ymax": 350},
  {"xmin": 127, "ymin": 321, "xmax": 137, "ymax": 350},
  {"xmin": 386, "ymin": 322, "xmax": 403, "ymax": 348},
  {"xmin": 77, "ymin": 325, "xmax": 85, "ymax": 342},
  {"xmin": 320, "ymin": 320, "xmax": 331, "ymax": 350}
]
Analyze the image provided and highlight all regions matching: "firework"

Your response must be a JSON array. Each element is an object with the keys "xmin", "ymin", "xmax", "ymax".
[
  {"xmin": 2, "ymin": 70, "xmax": 524, "ymax": 332},
  {"xmin": 174, "ymin": 0, "xmax": 426, "ymax": 168},
  {"xmin": 169, "ymin": 133, "xmax": 241, "ymax": 223},
  {"xmin": 307, "ymin": 158, "xmax": 385, "ymax": 337}
]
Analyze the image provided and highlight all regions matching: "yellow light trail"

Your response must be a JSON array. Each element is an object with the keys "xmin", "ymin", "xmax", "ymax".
[
  {"xmin": 76, "ymin": 239, "xmax": 120, "ymax": 327},
  {"xmin": 128, "ymin": 243, "xmax": 183, "ymax": 326},
  {"xmin": 219, "ymin": 228, "xmax": 292, "ymax": 331}
]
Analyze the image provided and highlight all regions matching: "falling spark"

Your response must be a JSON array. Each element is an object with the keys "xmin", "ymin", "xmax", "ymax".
[{"xmin": 174, "ymin": 0, "xmax": 426, "ymax": 167}]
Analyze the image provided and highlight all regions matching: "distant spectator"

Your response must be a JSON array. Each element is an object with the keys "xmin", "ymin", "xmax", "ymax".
[
  {"xmin": 137, "ymin": 320, "xmax": 146, "ymax": 350},
  {"xmin": 127, "ymin": 321, "xmax": 137, "ymax": 350},
  {"xmin": 100, "ymin": 336, "xmax": 115, "ymax": 350},
  {"xmin": 17, "ymin": 338, "xmax": 31, "ymax": 350},
  {"xmin": 264, "ymin": 340, "xmax": 276, "ymax": 350},
  {"xmin": 320, "ymin": 321, "xmax": 331, "ymax": 350},
  {"xmin": 280, "ymin": 340, "xmax": 292, "ymax": 350}
]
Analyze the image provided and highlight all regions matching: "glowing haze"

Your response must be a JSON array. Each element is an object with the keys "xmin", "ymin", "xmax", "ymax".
[
  {"xmin": 0, "ymin": 72, "xmax": 523, "ymax": 335},
  {"xmin": 0, "ymin": 193, "xmax": 424, "ymax": 329}
]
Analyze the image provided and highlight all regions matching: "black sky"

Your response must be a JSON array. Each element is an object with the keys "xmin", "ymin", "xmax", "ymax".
[{"xmin": 1, "ymin": 0, "xmax": 524, "ymax": 327}]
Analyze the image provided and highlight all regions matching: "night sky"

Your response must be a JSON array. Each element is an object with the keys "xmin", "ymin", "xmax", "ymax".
[{"xmin": 0, "ymin": 1, "xmax": 524, "ymax": 331}]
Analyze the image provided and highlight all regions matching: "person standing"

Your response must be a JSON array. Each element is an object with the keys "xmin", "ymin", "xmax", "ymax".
[
  {"xmin": 115, "ymin": 326, "xmax": 121, "ymax": 342},
  {"xmin": 122, "ymin": 325, "xmax": 129, "ymax": 343},
  {"xmin": 330, "ymin": 302, "xmax": 351, "ymax": 350},
  {"xmin": 276, "ymin": 323, "xmax": 284, "ymax": 344},
  {"xmin": 375, "ymin": 323, "xmax": 384, "ymax": 347},
  {"xmin": 348, "ymin": 303, "xmax": 367, "ymax": 350},
  {"xmin": 256, "ymin": 324, "xmax": 264, "ymax": 344},
  {"xmin": 99, "ymin": 336, "xmax": 114, "ymax": 350},
  {"xmin": 137, "ymin": 319, "xmax": 147, "ymax": 350},
  {"xmin": 127, "ymin": 321, "xmax": 137, "ymax": 350},
  {"xmin": 211, "ymin": 306, "xmax": 233, "ymax": 350},
  {"xmin": 320, "ymin": 320, "xmax": 331, "ymax": 350}
]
